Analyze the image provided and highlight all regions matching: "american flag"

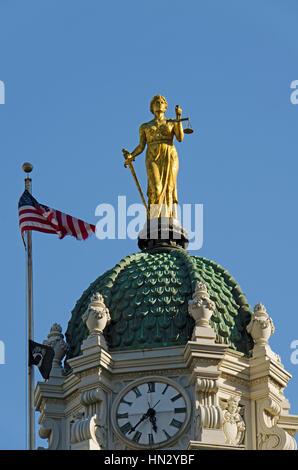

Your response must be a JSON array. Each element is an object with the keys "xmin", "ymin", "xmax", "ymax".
[{"xmin": 18, "ymin": 190, "xmax": 96, "ymax": 245}]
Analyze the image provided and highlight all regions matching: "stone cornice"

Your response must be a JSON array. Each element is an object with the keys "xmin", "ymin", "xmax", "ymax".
[
  {"xmin": 249, "ymin": 355, "xmax": 292, "ymax": 392},
  {"xmin": 187, "ymin": 441, "xmax": 245, "ymax": 450},
  {"xmin": 184, "ymin": 341, "xmax": 228, "ymax": 369},
  {"xmin": 219, "ymin": 351, "xmax": 249, "ymax": 382},
  {"xmin": 34, "ymin": 381, "xmax": 65, "ymax": 411},
  {"xmin": 110, "ymin": 345, "xmax": 185, "ymax": 374},
  {"xmin": 278, "ymin": 414, "xmax": 298, "ymax": 434},
  {"xmin": 109, "ymin": 369, "xmax": 190, "ymax": 382},
  {"xmin": 61, "ymin": 371, "xmax": 81, "ymax": 396},
  {"xmin": 67, "ymin": 346, "xmax": 113, "ymax": 375},
  {"xmin": 220, "ymin": 372, "xmax": 248, "ymax": 387}
]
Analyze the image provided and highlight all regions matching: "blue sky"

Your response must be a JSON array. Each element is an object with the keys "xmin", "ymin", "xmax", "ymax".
[{"xmin": 1, "ymin": 0, "xmax": 298, "ymax": 449}]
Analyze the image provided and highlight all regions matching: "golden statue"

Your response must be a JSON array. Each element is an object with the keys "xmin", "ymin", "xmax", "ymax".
[{"xmin": 122, "ymin": 95, "xmax": 185, "ymax": 219}]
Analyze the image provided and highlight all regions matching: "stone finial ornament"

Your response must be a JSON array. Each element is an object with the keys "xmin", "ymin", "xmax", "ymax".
[
  {"xmin": 43, "ymin": 323, "xmax": 68, "ymax": 368},
  {"xmin": 246, "ymin": 303, "xmax": 275, "ymax": 349},
  {"xmin": 188, "ymin": 282, "xmax": 215, "ymax": 327},
  {"xmin": 221, "ymin": 396, "xmax": 246, "ymax": 445},
  {"xmin": 82, "ymin": 293, "xmax": 111, "ymax": 337}
]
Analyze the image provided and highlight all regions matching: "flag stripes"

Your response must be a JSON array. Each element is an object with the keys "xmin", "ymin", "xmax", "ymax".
[{"xmin": 18, "ymin": 190, "xmax": 96, "ymax": 244}]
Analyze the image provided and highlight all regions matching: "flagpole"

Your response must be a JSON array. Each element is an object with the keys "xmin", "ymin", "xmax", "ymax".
[{"xmin": 22, "ymin": 162, "xmax": 35, "ymax": 450}]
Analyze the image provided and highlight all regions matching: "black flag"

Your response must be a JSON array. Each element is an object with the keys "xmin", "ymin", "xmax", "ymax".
[{"xmin": 28, "ymin": 340, "xmax": 55, "ymax": 380}]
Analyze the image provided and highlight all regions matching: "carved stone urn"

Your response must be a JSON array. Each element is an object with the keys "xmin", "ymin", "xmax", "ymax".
[
  {"xmin": 246, "ymin": 303, "xmax": 275, "ymax": 347},
  {"xmin": 43, "ymin": 323, "xmax": 68, "ymax": 367},
  {"xmin": 188, "ymin": 282, "xmax": 215, "ymax": 328},
  {"xmin": 82, "ymin": 293, "xmax": 111, "ymax": 337}
]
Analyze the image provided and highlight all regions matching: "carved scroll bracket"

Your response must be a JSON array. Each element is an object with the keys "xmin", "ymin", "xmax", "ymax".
[
  {"xmin": 256, "ymin": 398, "xmax": 297, "ymax": 450},
  {"xmin": 70, "ymin": 388, "xmax": 107, "ymax": 450}
]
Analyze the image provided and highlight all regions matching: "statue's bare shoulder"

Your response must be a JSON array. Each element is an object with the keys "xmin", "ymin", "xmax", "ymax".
[{"xmin": 141, "ymin": 119, "xmax": 158, "ymax": 128}]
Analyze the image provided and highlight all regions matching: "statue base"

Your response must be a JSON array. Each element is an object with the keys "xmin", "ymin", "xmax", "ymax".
[{"xmin": 138, "ymin": 217, "xmax": 189, "ymax": 252}]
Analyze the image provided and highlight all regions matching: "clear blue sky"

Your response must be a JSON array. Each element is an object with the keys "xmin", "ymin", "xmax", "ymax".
[{"xmin": 1, "ymin": 0, "xmax": 298, "ymax": 449}]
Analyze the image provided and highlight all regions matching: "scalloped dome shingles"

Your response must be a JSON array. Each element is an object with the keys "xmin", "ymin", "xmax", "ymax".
[{"xmin": 65, "ymin": 250, "xmax": 253, "ymax": 361}]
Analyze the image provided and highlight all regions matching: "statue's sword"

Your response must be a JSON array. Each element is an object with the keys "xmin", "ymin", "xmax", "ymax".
[{"xmin": 124, "ymin": 155, "xmax": 148, "ymax": 214}]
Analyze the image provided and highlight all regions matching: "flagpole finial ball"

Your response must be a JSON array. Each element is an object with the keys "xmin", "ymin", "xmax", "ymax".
[{"xmin": 22, "ymin": 162, "xmax": 33, "ymax": 173}]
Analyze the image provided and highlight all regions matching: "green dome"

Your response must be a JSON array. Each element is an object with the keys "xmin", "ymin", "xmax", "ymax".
[{"xmin": 65, "ymin": 249, "xmax": 253, "ymax": 361}]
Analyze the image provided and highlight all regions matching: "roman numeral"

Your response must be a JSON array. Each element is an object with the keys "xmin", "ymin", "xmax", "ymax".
[
  {"xmin": 170, "ymin": 393, "xmax": 182, "ymax": 402},
  {"xmin": 147, "ymin": 382, "xmax": 155, "ymax": 393},
  {"xmin": 174, "ymin": 407, "xmax": 186, "ymax": 414},
  {"xmin": 132, "ymin": 387, "xmax": 142, "ymax": 397},
  {"xmin": 132, "ymin": 431, "xmax": 142, "ymax": 443},
  {"xmin": 163, "ymin": 429, "xmax": 171, "ymax": 439},
  {"xmin": 117, "ymin": 412, "xmax": 129, "ymax": 419},
  {"xmin": 120, "ymin": 398, "xmax": 132, "ymax": 406},
  {"xmin": 148, "ymin": 433, "xmax": 154, "ymax": 445},
  {"xmin": 120, "ymin": 422, "xmax": 132, "ymax": 434},
  {"xmin": 162, "ymin": 384, "xmax": 169, "ymax": 395},
  {"xmin": 170, "ymin": 418, "xmax": 183, "ymax": 429}
]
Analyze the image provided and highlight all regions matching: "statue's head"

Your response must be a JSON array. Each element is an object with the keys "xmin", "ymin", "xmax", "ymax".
[
  {"xmin": 227, "ymin": 396, "xmax": 240, "ymax": 414},
  {"xmin": 150, "ymin": 95, "xmax": 168, "ymax": 114}
]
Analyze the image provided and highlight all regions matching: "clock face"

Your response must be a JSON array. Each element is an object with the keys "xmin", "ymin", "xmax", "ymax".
[{"xmin": 113, "ymin": 378, "xmax": 189, "ymax": 448}]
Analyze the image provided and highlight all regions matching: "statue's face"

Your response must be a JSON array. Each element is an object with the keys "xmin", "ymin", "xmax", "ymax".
[
  {"xmin": 228, "ymin": 401, "xmax": 238, "ymax": 414},
  {"xmin": 152, "ymin": 97, "xmax": 167, "ymax": 114}
]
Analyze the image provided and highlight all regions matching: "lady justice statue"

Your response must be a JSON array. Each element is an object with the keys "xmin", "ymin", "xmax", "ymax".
[
  {"xmin": 122, "ymin": 95, "xmax": 189, "ymax": 219},
  {"xmin": 122, "ymin": 95, "xmax": 193, "ymax": 251}
]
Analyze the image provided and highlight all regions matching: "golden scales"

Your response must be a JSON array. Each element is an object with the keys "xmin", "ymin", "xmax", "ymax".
[{"xmin": 166, "ymin": 105, "xmax": 194, "ymax": 134}]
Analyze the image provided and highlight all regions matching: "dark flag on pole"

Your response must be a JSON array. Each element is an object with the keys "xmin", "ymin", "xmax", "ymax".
[{"xmin": 28, "ymin": 340, "xmax": 55, "ymax": 380}]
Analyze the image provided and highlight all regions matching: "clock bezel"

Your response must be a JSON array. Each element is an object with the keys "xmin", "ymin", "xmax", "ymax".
[{"xmin": 112, "ymin": 375, "xmax": 191, "ymax": 449}]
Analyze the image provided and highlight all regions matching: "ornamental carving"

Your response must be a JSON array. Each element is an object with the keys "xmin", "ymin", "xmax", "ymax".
[
  {"xmin": 196, "ymin": 378, "xmax": 218, "ymax": 394},
  {"xmin": 246, "ymin": 303, "xmax": 274, "ymax": 347},
  {"xmin": 43, "ymin": 323, "xmax": 68, "ymax": 368},
  {"xmin": 221, "ymin": 396, "xmax": 245, "ymax": 445},
  {"xmin": 82, "ymin": 293, "xmax": 111, "ymax": 336},
  {"xmin": 256, "ymin": 398, "xmax": 297, "ymax": 450},
  {"xmin": 71, "ymin": 388, "xmax": 108, "ymax": 450},
  {"xmin": 194, "ymin": 376, "xmax": 225, "ymax": 442},
  {"xmin": 188, "ymin": 282, "xmax": 215, "ymax": 329},
  {"xmin": 196, "ymin": 404, "xmax": 223, "ymax": 433}
]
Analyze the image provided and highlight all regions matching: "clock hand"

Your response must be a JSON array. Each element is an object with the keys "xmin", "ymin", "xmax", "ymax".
[
  {"xmin": 147, "ymin": 404, "xmax": 159, "ymax": 433},
  {"xmin": 149, "ymin": 414, "xmax": 158, "ymax": 433},
  {"xmin": 151, "ymin": 399, "xmax": 160, "ymax": 410},
  {"xmin": 128, "ymin": 400, "xmax": 161, "ymax": 435},
  {"xmin": 128, "ymin": 412, "xmax": 148, "ymax": 434}
]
